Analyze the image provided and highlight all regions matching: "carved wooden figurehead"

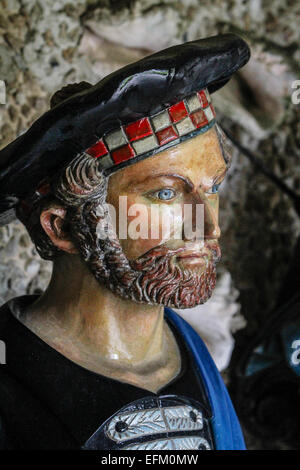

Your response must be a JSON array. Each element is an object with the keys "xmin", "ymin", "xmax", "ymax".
[{"xmin": 0, "ymin": 34, "xmax": 250, "ymax": 450}]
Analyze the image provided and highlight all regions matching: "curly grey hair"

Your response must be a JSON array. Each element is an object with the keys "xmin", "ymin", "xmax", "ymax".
[{"xmin": 17, "ymin": 153, "xmax": 108, "ymax": 260}]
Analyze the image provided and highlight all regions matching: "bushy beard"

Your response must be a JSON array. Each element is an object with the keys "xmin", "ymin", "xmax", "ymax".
[{"xmin": 70, "ymin": 201, "xmax": 220, "ymax": 309}]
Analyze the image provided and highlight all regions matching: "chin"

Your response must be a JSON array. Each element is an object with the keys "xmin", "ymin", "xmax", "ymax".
[{"xmin": 164, "ymin": 287, "xmax": 215, "ymax": 310}]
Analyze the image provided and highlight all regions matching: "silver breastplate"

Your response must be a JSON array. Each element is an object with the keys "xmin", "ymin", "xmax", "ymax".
[{"xmin": 83, "ymin": 395, "xmax": 213, "ymax": 450}]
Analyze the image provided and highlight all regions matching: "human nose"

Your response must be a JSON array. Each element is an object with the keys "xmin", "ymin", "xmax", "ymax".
[
  {"xmin": 183, "ymin": 189, "xmax": 221, "ymax": 240},
  {"xmin": 203, "ymin": 193, "xmax": 220, "ymax": 239}
]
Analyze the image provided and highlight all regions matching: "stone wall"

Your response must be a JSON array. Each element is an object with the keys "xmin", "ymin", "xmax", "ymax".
[{"xmin": 0, "ymin": 0, "xmax": 299, "ymax": 449}]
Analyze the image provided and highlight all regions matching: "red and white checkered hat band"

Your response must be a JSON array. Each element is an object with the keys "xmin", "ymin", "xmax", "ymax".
[{"xmin": 85, "ymin": 88, "xmax": 216, "ymax": 173}]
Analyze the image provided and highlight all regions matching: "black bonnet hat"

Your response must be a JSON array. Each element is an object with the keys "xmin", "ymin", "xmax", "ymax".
[{"xmin": 0, "ymin": 34, "xmax": 250, "ymax": 225}]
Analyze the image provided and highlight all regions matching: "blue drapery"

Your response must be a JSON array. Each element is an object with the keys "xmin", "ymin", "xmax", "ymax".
[{"xmin": 165, "ymin": 307, "xmax": 246, "ymax": 450}]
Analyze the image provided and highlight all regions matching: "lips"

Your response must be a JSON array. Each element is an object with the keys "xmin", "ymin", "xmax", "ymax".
[
  {"xmin": 176, "ymin": 252, "xmax": 210, "ymax": 269},
  {"xmin": 175, "ymin": 243, "xmax": 221, "ymax": 265},
  {"xmin": 176, "ymin": 252, "xmax": 207, "ymax": 260}
]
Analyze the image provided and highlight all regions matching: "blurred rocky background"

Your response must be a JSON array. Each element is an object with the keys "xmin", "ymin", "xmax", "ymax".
[{"xmin": 0, "ymin": 0, "xmax": 299, "ymax": 449}]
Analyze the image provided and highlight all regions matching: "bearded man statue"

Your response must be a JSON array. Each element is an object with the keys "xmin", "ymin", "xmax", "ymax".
[{"xmin": 0, "ymin": 34, "xmax": 250, "ymax": 450}]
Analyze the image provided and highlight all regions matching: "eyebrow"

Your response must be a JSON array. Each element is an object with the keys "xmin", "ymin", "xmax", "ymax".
[
  {"xmin": 127, "ymin": 170, "xmax": 227, "ymax": 191},
  {"xmin": 124, "ymin": 173, "xmax": 192, "ymax": 190}
]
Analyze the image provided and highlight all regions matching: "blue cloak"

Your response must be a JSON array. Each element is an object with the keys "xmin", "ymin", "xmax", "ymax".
[{"xmin": 165, "ymin": 307, "xmax": 246, "ymax": 450}]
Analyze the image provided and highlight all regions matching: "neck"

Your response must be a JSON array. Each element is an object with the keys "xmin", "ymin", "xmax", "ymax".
[{"xmin": 23, "ymin": 254, "xmax": 171, "ymax": 375}]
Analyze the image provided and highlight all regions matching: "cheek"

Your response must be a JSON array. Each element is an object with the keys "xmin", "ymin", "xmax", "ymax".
[{"xmin": 119, "ymin": 196, "xmax": 185, "ymax": 261}]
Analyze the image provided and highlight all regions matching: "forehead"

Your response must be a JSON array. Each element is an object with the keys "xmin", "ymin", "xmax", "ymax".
[{"xmin": 108, "ymin": 126, "xmax": 227, "ymax": 191}]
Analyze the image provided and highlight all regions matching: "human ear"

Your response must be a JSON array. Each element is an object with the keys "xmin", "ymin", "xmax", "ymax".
[{"xmin": 40, "ymin": 206, "xmax": 78, "ymax": 254}]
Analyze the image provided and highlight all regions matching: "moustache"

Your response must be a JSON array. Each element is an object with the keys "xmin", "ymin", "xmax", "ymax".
[{"xmin": 131, "ymin": 241, "xmax": 221, "ymax": 271}]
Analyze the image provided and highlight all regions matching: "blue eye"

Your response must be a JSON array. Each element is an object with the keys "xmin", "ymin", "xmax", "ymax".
[
  {"xmin": 155, "ymin": 189, "xmax": 176, "ymax": 200},
  {"xmin": 208, "ymin": 184, "xmax": 220, "ymax": 194}
]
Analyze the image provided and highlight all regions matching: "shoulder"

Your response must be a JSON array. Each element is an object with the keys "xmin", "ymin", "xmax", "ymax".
[
  {"xmin": 0, "ymin": 414, "xmax": 9, "ymax": 449},
  {"xmin": 0, "ymin": 300, "xmax": 13, "ymax": 359},
  {"xmin": 0, "ymin": 299, "xmax": 12, "ymax": 329},
  {"xmin": 0, "ymin": 297, "xmax": 20, "ymax": 353},
  {"xmin": 0, "ymin": 301, "xmax": 14, "ymax": 448},
  {"xmin": 0, "ymin": 295, "xmax": 38, "ymax": 337}
]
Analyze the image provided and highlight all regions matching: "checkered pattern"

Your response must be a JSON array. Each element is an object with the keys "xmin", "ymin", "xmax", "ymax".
[{"xmin": 85, "ymin": 88, "xmax": 215, "ymax": 172}]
